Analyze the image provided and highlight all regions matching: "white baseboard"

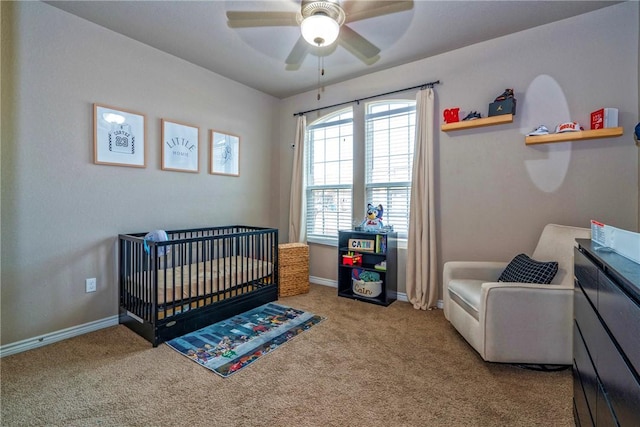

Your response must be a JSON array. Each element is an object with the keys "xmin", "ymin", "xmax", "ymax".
[
  {"xmin": 309, "ymin": 275, "xmax": 337, "ymax": 288},
  {"xmin": 310, "ymin": 275, "xmax": 442, "ymax": 308},
  {"xmin": 0, "ymin": 315, "xmax": 119, "ymax": 358},
  {"xmin": 2, "ymin": 282, "xmax": 443, "ymax": 358},
  {"xmin": 310, "ymin": 275, "xmax": 410, "ymax": 302}
]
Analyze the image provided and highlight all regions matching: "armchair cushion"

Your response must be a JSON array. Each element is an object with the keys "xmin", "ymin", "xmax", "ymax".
[
  {"xmin": 497, "ymin": 253, "xmax": 558, "ymax": 284},
  {"xmin": 448, "ymin": 279, "xmax": 484, "ymax": 320}
]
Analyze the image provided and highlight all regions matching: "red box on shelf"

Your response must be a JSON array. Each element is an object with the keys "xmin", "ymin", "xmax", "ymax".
[
  {"xmin": 590, "ymin": 108, "xmax": 618, "ymax": 130},
  {"xmin": 342, "ymin": 253, "xmax": 362, "ymax": 266},
  {"xmin": 591, "ymin": 109, "xmax": 604, "ymax": 129}
]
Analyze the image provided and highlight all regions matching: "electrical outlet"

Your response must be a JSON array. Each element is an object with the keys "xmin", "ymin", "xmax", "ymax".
[{"xmin": 86, "ymin": 278, "xmax": 97, "ymax": 293}]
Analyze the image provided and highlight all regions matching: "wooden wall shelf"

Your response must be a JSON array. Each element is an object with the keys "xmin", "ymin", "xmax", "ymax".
[
  {"xmin": 441, "ymin": 114, "xmax": 513, "ymax": 132},
  {"xmin": 525, "ymin": 127, "xmax": 624, "ymax": 145}
]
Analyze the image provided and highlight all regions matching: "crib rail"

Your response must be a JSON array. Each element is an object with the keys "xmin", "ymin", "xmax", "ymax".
[{"xmin": 119, "ymin": 226, "xmax": 278, "ymax": 328}]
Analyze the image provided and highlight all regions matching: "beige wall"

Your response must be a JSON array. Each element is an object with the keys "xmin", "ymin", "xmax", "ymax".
[
  {"xmin": 1, "ymin": 1, "xmax": 638, "ymax": 348},
  {"xmin": 276, "ymin": 2, "xmax": 639, "ymax": 294},
  {"xmin": 0, "ymin": 2, "xmax": 279, "ymax": 345}
]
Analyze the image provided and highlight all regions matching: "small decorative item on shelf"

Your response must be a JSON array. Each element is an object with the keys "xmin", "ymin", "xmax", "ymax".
[
  {"xmin": 374, "ymin": 260, "xmax": 387, "ymax": 271},
  {"xmin": 555, "ymin": 121, "xmax": 583, "ymax": 133},
  {"xmin": 527, "ymin": 125, "xmax": 550, "ymax": 136},
  {"xmin": 352, "ymin": 269, "xmax": 383, "ymax": 298},
  {"xmin": 375, "ymin": 234, "xmax": 387, "ymax": 253},
  {"xmin": 443, "ymin": 107, "xmax": 460, "ymax": 124},
  {"xmin": 488, "ymin": 88, "xmax": 516, "ymax": 117},
  {"xmin": 462, "ymin": 111, "xmax": 482, "ymax": 121},
  {"xmin": 342, "ymin": 252, "xmax": 363, "ymax": 266},
  {"xmin": 348, "ymin": 238, "xmax": 375, "ymax": 252},
  {"xmin": 359, "ymin": 203, "xmax": 384, "ymax": 232},
  {"xmin": 590, "ymin": 108, "xmax": 618, "ymax": 129}
]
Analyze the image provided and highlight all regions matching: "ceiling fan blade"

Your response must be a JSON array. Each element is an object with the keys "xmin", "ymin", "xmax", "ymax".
[
  {"xmin": 339, "ymin": 25, "xmax": 380, "ymax": 64},
  {"xmin": 285, "ymin": 36, "xmax": 310, "ymax": 71},
  {"xmin": 226, "ymin": 11, "xmax": 298, "ymax": 28},
  {"xmin": 343, "ymin": 0, "xmax": 413, "ymax": 23}
]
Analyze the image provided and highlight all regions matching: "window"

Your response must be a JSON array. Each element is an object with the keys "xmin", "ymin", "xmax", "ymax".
[
  {"xmin": 365, "ymin": 101, "xmax": 416, "ymax": 238},
  {"xmin": 304, "ymin": 99, "xmax": 415, "ymax": 243},
  {"xmin": 305, "ymin": 108, "xmax": 353, "ymax": 241}
]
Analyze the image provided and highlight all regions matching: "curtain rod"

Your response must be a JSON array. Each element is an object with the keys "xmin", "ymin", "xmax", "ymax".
[{"xmin": 293, "ymin": 80, "xmax": 440, "ymax": 117}]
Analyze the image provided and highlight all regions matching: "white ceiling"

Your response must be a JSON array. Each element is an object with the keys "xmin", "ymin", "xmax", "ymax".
[{"xmin": 46, "ymin": 0, "xmax": 622, "ymax": 99}]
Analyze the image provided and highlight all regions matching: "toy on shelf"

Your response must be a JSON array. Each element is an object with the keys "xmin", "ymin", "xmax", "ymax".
[
  {"xmin": 359, "ymin": 203, "xmax": 384, "ymax": 231},
  {"xmin": 342, "ymin": 252, "xmax": 363, "ymax": 266}
]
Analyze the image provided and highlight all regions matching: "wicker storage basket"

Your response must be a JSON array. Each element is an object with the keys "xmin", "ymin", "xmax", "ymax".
[{"xmin": 278, "ymin": 243, "xmax": 309, "ymax": 297}]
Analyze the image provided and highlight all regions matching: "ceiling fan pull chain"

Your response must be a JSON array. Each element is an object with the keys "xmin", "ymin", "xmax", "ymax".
[
  {"xmin": 317, "ymin": 55, "xmax": 327, "ymax": 101},
  {"xmin": 317, "ymin": 53, "xmax": 322, "ymax": 101}
]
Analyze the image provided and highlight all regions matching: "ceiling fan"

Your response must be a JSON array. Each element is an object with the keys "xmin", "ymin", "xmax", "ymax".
[{"xmin": 226, "ymin": 0, "xmax": 413, "ymax": 70}]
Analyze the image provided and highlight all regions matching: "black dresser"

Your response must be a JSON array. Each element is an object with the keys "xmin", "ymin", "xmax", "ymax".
[{"xmin": 573, "ymin": 239, "xmax": 640, "ymax": 427}]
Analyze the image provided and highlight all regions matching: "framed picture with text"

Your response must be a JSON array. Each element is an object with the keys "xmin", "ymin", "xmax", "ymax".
[
  {"xmin": 161, "ymin": 119, "xmax": 199, "ymax": 173},
  {"xmin": 94, "ymin": 103, "xmax": 146, "ymax": 167},
  {"xmin": 210, "ymin": 130, "xmax": 240, "ymax": 177}
]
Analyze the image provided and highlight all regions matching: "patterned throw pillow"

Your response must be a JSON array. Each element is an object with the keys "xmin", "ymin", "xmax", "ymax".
[{"xmin": 498, "ymin": 253, "xmax": 558, "ymax": 284}]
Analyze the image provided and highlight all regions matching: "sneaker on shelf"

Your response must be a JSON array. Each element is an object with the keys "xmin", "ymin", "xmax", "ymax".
[
  {"xmin": 555, "ymin": 122, "xmax": 583, "ymax": 133},
  {"xmin": 527, "ymin": 125, "xmax": 550, "ymax": 136},
  {"xmin": 374, "ymin": 261, "xmax": 387, "ymax": 271},
  {"xmin": 494, "ymin": 88, "xmax": 514, "ymax": 102},
  {"xmin": 462, "ymin": 111, "xmax": 482, "ymax": 121}
]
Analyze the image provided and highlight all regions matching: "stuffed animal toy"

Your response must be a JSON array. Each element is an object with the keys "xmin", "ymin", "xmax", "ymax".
[
  {"xmin": 360, "ymin": 203, "xmax": 384, "ymax": 230},
  {"xmin": 143, "ymin": 229, "xmax": 170, "ymax": 256}
]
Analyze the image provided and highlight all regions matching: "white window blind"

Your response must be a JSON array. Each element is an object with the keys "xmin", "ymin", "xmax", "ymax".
[
  {"xmin": 305, "ymin": 108, "xmax": 353, "ymax": 240},
  {"xmin": 365, "ymin": 101, "xmax": 416, "ymax": 238}
]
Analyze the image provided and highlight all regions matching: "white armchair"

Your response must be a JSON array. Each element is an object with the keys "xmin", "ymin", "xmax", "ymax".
[{"xmin": 443, "ymin": 224, "xmax": 590, "ymax": 365}]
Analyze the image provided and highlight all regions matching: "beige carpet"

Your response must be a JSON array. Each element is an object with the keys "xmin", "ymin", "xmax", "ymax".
[{"xmin": 1, "ymin": 284, "xmax": 573, "ymax": 426}]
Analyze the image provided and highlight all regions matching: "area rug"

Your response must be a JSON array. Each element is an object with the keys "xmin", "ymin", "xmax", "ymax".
[{"xmin": 165, "ymin": 302, "xmax": 325, "ymax": 377}]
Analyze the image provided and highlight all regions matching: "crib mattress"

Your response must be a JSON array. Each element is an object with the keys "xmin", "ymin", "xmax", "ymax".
[{"xmin": 130, "ymin": 256, "xmax": 273, "ymax": 305}]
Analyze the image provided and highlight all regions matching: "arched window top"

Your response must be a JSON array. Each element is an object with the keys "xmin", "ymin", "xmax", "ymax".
[{"xmin": 308, "ymin": 107, "xmax": 353, "ymax": 130}]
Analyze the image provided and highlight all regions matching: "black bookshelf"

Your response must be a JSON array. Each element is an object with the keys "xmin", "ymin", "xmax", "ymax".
[{"xmin": 337, "ymin": 230, "xmax": 397, "ymax": 306}]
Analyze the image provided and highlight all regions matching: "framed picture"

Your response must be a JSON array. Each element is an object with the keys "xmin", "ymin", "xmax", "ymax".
[
  {"xmin": 210, "ymin": 130, "xmax": 240, "ymax": 176},
  {"xmin": 161, "ymin": 119, "xmax": 200, "ymax": 173},
  {"xmin": 94, "ymin": 103, "xmax": 146, "ymax": 167}
]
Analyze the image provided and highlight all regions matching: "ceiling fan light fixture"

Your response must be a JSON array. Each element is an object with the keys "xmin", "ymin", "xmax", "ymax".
[{"xmin": 300, "ymin": 14, "xmax": 339, "ymax": 46}]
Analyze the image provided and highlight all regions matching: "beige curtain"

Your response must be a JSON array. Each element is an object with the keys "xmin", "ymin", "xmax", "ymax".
[
  {"xmin": 288, "ymin": 115, "xmax": 307, "ymax": 243},
  {"xmin": 406, "ymin": 88, "xmax": 438, "ymax": 310}
]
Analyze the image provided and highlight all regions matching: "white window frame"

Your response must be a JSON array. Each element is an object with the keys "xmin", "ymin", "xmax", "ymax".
[
  {"xmin": 305, "ymin": 108, "xmax": 354, "ymax": 245},
  {"xmin": 364, "ymin": 101, "xmax": 416, "ymax": 240},
  {"xmin": 303, "ymin": 99, "xmax": 416, "ymax": 246}
]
